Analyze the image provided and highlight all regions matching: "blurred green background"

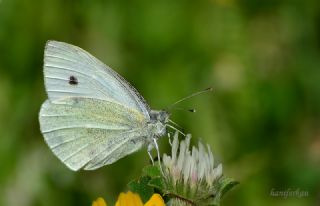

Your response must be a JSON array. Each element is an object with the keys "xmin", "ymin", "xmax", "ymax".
[{"xmin": 1, "ymin": 0, "xmax": 320, "ymax": 205}]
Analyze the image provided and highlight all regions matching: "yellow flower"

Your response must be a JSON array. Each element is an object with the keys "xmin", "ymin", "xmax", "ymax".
[
  {"xmin": 92, "ymin": 192, "xmax": 165, "ymax": 206},
  {"xmin": 115, "ymin": 191, "xmax": 143, "ymax": 206},
  {"xmin": 92, "ymin": 197, "xmax": 107, "ymax": 206},
  {"xmin": 144, "ymin": 194, "xmax": 165, "ymax": 206}
]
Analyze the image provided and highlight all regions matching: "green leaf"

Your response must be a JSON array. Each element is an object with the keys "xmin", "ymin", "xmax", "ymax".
[
  {"xmin": 127, "ymin": 176, "xmax": 154, "ymax": 202},
  {"xmin": 218, "ymin": 177, "xmax": 239, "ymax": 198},
  {"xmin": 195, "ymin": 177, "xmax": 239, "ymax": 206},
  {"xmin": 142, "ymin": 165, "xmax": 162, "ymax": 178},
  {"xmin": 148, "ymin": 177, "xmax": 165, "ymax": 191}
]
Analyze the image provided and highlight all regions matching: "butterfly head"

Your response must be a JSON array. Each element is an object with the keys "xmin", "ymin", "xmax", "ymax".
[
  {"xmin": 149, "ymin": 110, "xmax": 170, "ymax": 124},
  {"xmin": 148, "ymin": 110, "xmax": 170, "ymax": 137}
]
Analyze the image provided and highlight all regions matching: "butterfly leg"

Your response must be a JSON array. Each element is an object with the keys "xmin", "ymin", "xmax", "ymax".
[
  {"xmin": 153, "ymin": 138, "xmax": 164, "ymax": 176},
  {"xmin": 147, "ymin": 144, "xmax": 154, "ymax": 165},
  {"xmin": 168, "ymin": 133, "xmax": 172, "ymax": 146}
]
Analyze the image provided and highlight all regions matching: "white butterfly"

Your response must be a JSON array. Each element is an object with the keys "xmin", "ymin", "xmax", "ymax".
[{"xmin": 39, "ymin": 41, "xmax": 177, "ymax": 171}]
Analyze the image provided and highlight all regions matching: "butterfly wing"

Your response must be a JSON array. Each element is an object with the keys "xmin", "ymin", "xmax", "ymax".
[
  {"xmin": 43, "ymin": 40, "xmax": 150, "ymax": 118},
  {"xmin": 39, "ymin": 98, "xmax": 149, "ymax": 171},
  {"xmin": 40, "ymin": 40, "xmax": 152, "ymax": 170}
]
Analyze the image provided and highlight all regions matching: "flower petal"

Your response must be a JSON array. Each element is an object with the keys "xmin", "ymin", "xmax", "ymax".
[
  {"xmin": 92, "ymin": 197, "xmax": 107, "ymax": 206},
  {"xmin": 171, "ymin": 132, "xmax": 179, "ymax": 164},
  {"xmin": 115, "ymin": 191, "xmax": 143, "ymax": 206},
  {"xmin": 144, "ymin": 194, "xmax": 165, "ymax": 206}
]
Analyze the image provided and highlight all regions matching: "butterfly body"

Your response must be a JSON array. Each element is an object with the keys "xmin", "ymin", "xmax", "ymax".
[{"xmin": 39, "ymin": 41, "xmax": 170, "ymax": 171}]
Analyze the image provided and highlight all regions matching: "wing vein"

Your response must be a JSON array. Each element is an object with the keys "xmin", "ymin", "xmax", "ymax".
[
  {"xmin": 61, "ymin": 143, "xmax": 91, "ymax": 162},
  {"xmin": 47, "ymin": 90, "xmax": 87, "ymax": 95},
  {"xmin": 85, "ymin": 128, "xmax": 143, "ymax": 169},
  {"xmin": 42, "ymin": 126, "xmax": 130, "ymax": 134}
]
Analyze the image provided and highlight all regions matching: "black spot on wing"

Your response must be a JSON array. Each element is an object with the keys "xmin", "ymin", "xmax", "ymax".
[{"xmin": 69, "ymin": 76, "xmax": 78, "ymax": 85}]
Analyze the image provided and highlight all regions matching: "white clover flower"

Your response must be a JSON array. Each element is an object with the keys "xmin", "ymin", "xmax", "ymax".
[
  {"xmin": 162, "ymin": 132, "xmax": 223, "ymax": 195},
  {"xmin": 144, "ymin": 132, "xmax": 237, "ymax": 206}
]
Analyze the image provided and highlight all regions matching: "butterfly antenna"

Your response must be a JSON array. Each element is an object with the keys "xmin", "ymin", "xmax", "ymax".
[
  {"xmin": 167, "ymin": 87, "xmax": 213, "ymax": 110},
  {"xmin": 171, "ymin": 107, "xmax": 197, "ymax": 113}
]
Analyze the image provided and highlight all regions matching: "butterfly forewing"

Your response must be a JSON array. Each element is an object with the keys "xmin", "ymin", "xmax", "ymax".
[{"xmin": 44, "ymin": 40, "xmax": 150, "ymax": 118}]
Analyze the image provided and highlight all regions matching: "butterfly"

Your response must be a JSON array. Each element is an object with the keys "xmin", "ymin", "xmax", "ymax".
[{"xmin": 38, "ymin": 40, "xmax": 177, "ymax": 171}]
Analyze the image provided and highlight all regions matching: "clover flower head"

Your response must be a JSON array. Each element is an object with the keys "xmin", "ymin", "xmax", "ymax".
[
  {"xmin": 160, "ymin": 132, "xmax": 236, "ymax": 206},
  {"xmin": 163, "ymin": 132, "xmax": 223, "ymax": 190}
]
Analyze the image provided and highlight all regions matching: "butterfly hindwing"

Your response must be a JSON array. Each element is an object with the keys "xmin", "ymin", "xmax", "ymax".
[{"xmin": 39, "ymin": 98, "xmax": 148, "ymax": 171}]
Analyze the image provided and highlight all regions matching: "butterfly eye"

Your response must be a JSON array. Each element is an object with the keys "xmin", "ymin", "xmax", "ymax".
[{"xmin": 69, "ymin": 75, "xmax": 78, "ymax": 85}]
